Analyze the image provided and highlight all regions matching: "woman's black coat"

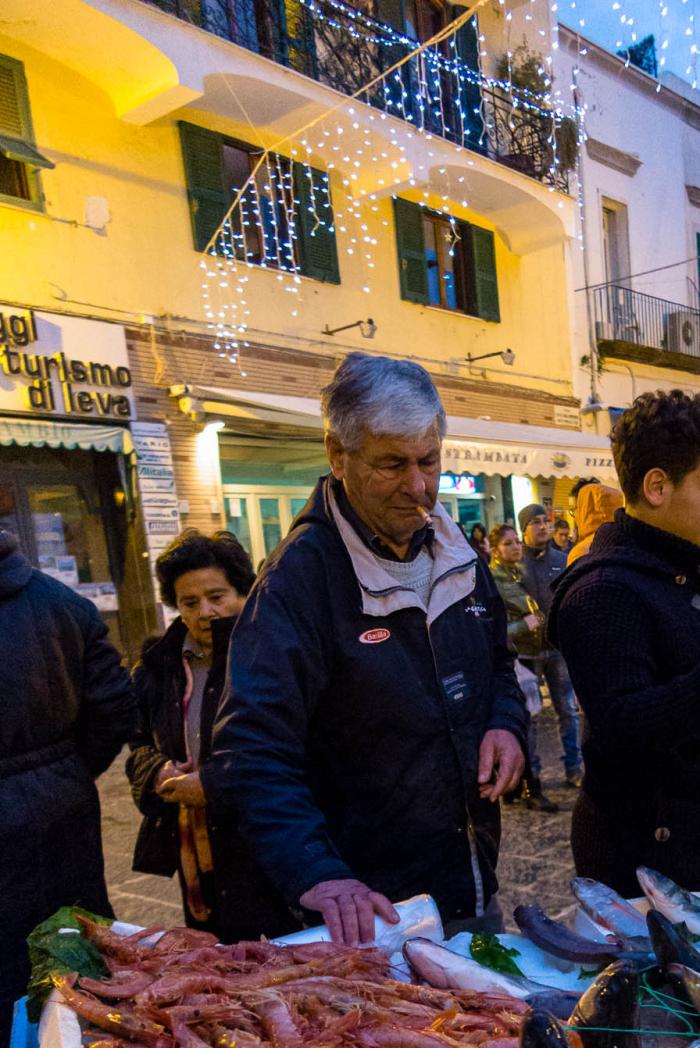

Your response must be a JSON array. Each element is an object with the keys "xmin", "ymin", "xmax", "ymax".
[
  {"xmin": 0, "ymin": 532, "xmax": 133, "ymax": 1039},
  {"xmin": 125, "ymin": 615, "xmax": 299, "ymax": 942}
]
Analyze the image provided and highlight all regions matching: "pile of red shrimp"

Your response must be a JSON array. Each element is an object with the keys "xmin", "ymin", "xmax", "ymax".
[{"xmin": 52, "ymin": 917, "xmax": 528, "ymax": 1048}]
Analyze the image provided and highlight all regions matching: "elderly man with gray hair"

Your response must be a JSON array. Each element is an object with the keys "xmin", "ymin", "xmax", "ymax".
[{"xmin": 202, "ymin": 353, "xmax": 527, "ymax": 943}]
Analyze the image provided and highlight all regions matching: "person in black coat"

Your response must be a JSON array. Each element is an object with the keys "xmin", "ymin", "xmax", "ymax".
[
  {"xmin": 125, "ymin": 529, "xmax": 299, "ymax": 943},
  {"xmin": 0, "ymin": 530, "xmax": 134, "ymax": 1044},
  {"xmin": 549, "ymin": 390, "xmax": 700, "ymax": 896},
  {"xmin": 202, "ymin": 355, "xmax": 527, "ymax": 945}
]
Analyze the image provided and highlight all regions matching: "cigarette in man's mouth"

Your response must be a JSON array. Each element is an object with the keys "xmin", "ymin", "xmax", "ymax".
[{"xmin": 416, "ymin": 505, "xmax": 432, "ymax": 525}]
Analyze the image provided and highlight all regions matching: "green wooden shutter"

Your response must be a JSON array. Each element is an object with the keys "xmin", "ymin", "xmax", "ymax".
[
  {"xmin": 393, "ymin": 197, "xmax": 429, "ymax": 304},
  {"xmin": 375, "ymin": 0, "xmax": 411, "ymax": 116},
  {"xmin": 469, "ymin": 224, "xmax": 500, "ymax": 322},
  {"xmin": 452, "ymin": 10, "xmax": 484, "ymax": 148},
  {"xmin": 0, "ymin": 56, "xmax": 31, "ymax": 140},
  {"xmin": 293, "ymin": 163, "xmax": 340, "ymax": 284},
  {"xmin": 178, "ymin": 121, "xmax": 228, "ymax": 252},
  {"xmin": 375, "ymin": 0, "xmax": 404, "ymax": 31},
  {"xmin": 0, "ymin": 55, "xmax": 47, "ymax": 207}
]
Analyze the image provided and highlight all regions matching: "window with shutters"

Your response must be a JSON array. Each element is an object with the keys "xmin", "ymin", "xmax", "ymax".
[
  {"xmin": 179, "ymin": 121, "xmax": 339, "ymax": 283},
  {"xmin": 0, "ymin": 55, "xmax": 53, "ymax": 211},
  {"xmin": 393, "ymin": 196, "xmax": 500, "ymax": 321}
]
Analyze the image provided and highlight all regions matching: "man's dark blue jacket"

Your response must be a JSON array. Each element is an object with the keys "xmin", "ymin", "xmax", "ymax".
[{"xmin": 202, "ymin": 477, "xmax": 527, "ymax": 923}]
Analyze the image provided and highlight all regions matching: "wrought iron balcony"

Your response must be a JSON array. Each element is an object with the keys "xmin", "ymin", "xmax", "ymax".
[
  {"xmin": 145, "ymin": 0, "xmax": 571, "ymax": 192},
  {"xmin": 592, "ymin": 284, "xmax": 700, "ymax": 372}
]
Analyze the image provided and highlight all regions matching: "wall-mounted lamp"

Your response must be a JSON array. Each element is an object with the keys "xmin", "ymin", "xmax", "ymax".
[
  {"xmin": 466, "ymin": 348, "xmax": 515, "ymax": 367},
  {"xmin": 580, "ymin": 394, "xmax": 610, "ymax": 415},
  {"xmin": 323, "ymin": 318, "xmax": 377, "ymax": 339}
]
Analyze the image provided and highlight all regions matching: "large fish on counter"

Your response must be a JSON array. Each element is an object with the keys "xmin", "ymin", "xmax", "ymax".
[
  {"xmin": 403, "ymin": 938, "xmax": 560, "ymax": 999},
  {"xmin": 569, "ymin": 879, "xmax": 649, "ymax": 944},
  {"xmin": 568, "ymin": 961, "xmax": 641, "ymax": 1048},
  {"xmin": 513, "ymin": 906, "xmax": 651, "ymax": 966},
  {"xmin": 637, "ymin": 866, "xmax": 700, "ymax": 935}
]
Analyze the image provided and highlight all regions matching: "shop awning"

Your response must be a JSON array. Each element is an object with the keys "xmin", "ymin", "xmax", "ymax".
[
  {"xmin": 0, "ymin": 418, "xmax": 133, "ymax": 454},
  {"xmin": 170, "ymin": 385, "xmax": 323, "ymax": 431},
  {"xmin": 443, "ymin": 417, "xmax": 617, "ymax": 483},
  {"xmin": 172, "ymin": 385, "xmax": 617, "ymax": 482}
]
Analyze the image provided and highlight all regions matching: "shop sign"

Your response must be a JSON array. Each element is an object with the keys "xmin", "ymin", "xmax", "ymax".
[
  {"xmin": 0, "ymin": 310, "xmax": 135, "ymax": 419},
  {"xmin": 553, "ymin": 404, "xmax": 581, "ymax": 428},
  {"xmin": 442, "ymin": 438, "xmax": 618, "ymax": 483},
  {"xmin": 131, "ymin": 421, "xmax": 181, "ymax": 628},
  {"xmin": 443, "ymin": 445, "xmax": 530, "ymax": 467}
]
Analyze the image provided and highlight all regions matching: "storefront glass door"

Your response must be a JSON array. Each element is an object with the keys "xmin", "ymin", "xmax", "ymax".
[
  {"xmin": 0, "ymin": 482, "xmax": 19, "ymax": 537},
  {"xmin": 223, "ymin": 485, "xmax": 312, "ymax": 568},
  {"xmin": 0, "ymin": 444, "xmax": 154, "ymax": 661},
  {"xmin": 259, "ymin": 498, "xmax": 283, "ymax": 556},
  {"xmin": 27, "ymin": 482, "xmax": 112, "ymax": 585}
]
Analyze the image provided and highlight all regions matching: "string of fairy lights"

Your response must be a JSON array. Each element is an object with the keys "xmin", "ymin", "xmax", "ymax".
[
  {"xmin": 200, "ymin": 0, "xmax": 696, "ymax": 365},
  {"xmin": 561, "ymin": 0, "xmax": 697, "ymax": 88}
]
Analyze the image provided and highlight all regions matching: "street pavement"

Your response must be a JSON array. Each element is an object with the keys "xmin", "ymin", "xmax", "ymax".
[{"xmin": 99, "ymin": 703, "xmax": 576, "ymax": 933}]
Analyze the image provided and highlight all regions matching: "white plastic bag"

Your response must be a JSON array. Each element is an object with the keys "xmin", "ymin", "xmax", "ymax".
[
  {"xmin": 273, "ymin": 893, "xmax": 443, "ymax": 954},
  {"xmin": 515, "ymin": 659, "xmax": 542, "ymax": 716}
]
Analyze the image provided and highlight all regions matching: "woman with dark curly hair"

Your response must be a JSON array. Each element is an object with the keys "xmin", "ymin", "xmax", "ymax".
[{"xmin": 125, "ymin": 529, "xmax": 300, "ymax": 941}]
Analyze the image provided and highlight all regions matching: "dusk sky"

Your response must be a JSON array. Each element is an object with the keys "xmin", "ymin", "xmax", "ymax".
[{"xmin": 559, "ymin": 0, "xmax": 698, "ymax": 86}]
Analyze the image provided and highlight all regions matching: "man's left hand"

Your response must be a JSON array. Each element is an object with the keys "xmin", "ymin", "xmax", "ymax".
[
  {"xmin": 477, "ymin": 730, "xmax": 524, "ymax": 801},
  {"xmin": 156, "ymin": 770, "xmax": 206, "ymax": 807}
]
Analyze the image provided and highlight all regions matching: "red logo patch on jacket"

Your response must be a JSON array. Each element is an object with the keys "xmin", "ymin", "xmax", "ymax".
[{"xmin": 359, "ymin": 628, "xmax": 391, "ymax": 644}]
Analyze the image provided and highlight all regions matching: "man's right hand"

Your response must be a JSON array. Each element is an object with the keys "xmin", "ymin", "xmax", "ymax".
[
  {"xmin": 524, "ymin": 613, "xmax": 541, "ymax": 632},
  {"xmin": 299, "ymin": 879, "xmax": 399, "ymax": 946}
]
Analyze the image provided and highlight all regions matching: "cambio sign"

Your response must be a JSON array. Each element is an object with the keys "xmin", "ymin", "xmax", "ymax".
[{"xmin": 0, "ymin": 311, "xmax": 135, "ymax": 419}]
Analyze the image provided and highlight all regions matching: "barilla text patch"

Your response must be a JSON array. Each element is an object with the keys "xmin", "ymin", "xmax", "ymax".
[{"xmin": 359, "ymin": 628, "xmax": 391, "ymax": 644}]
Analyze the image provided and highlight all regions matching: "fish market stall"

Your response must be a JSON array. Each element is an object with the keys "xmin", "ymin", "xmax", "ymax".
[{"xmin": 19, "ymin": 870, "xmax": 700, "ymax": 1048}]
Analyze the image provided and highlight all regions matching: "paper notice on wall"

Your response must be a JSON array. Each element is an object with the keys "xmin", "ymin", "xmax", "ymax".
[
  {"xmin": 76, "ymin": 581, "xmax": 119, "ymax": 612},
  {"xmin": 38, "ymin": 554, "xmax": 79, "ymax": 587},
  {"xmin": 131, "ymin": 421, "xmax": 181, "ymax": 629}
]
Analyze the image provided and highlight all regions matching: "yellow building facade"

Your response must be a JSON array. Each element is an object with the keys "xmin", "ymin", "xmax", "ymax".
[{"xmin": 0, "ymin": 0, "xmax": 615, "ymax": 648}]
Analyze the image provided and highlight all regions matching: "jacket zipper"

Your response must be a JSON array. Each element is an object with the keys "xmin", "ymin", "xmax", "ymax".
[
  {"xmin": 425, "ymin": 624, "xmax": 485, "ymax": 918},
  {"xmin": 428, "ymin": 560, "xmax": 475, "ymax": 599}
]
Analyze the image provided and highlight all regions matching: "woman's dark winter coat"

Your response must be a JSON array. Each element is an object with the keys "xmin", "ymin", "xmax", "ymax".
[
  {"xmin": 0, "ymin": 532, "xmax": 134, "ymax": 1041},
  {"xmin": 125, "ymin": 616, "xmax": 299, "ymax": 942},
  {"xmin": 549, "ymin": 510, "xmax": 700, "ymax": 895}
]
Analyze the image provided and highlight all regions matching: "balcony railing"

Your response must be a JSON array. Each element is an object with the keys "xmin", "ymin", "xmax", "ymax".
[
  {"xmin": 592, "ymin": 284, "xmax": 700, "ymax": 370},
  {"xmin": 146, "ymin": 0, "xmax": 571, "ymax": 192}
]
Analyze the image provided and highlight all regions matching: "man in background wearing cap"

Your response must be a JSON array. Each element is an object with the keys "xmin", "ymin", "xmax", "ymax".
[{"xmin": 518, "ymin": 504, "xmax": 583, "ymax": 788}]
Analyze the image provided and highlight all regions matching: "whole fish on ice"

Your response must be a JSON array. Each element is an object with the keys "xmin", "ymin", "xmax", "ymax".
[
  {"xmin": 645, "ymin": 909, "xmax": 700, "ymax": 976},
  {"xmin": 637, "ymin": 866, "xmax": 700, "ymax": 935},
  {"xmin": 513, "ymin": 906, "xmax": 626, "ymax": 965},
  {"xmin": 402, "ymin": 937, "xmax": 552, "ymax": 999},
  {"xmin": 569, "ymin": 879, "xmax": 649, "ymax": 944}
]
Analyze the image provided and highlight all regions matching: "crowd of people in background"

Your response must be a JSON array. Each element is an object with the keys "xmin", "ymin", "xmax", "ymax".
[{"xmin": 3, "ymin": 358, "xmax": 700, "ymax": 1043}]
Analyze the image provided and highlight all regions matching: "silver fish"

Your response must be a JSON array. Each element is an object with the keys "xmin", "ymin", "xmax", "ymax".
[
  {"xmin": 637, "ymin": 867, "xmax": 700, "ymax": 935},
  {"xmin": 402, "ymin": 937, "xmax": 551, "ymax": 999},
  {"xmin": 570, "ymin": 878, "xmax": 649, "ymax": 941}
]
